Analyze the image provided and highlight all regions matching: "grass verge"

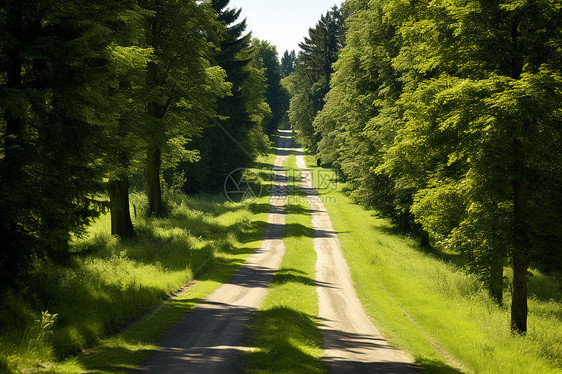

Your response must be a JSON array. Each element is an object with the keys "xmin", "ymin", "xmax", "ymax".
[
  {"xmin": 304, "ymin": 155, "xmax": 562, "ymax": 374},
  {"xmin": 0, "ymin": 151, "xmax": 277, "ymax": 374},
  {"xmin": 243, "ymin": 153, "xmax": 325, "ymax": 373}
]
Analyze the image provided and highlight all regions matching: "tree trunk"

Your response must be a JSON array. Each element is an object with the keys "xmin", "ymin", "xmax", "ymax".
[
  {"xmin": 108, "ymin": 178, "xmax": 135, "ymax": 238},
  {"xmin": 511, "ymin": 250, "xmax": 528, "ymax": 333},
  {"xmin": 145, "ymin": 97, "xmax": 170, "ymax": 218},
  {"xmin": 489, "ymin": 256, "xmax": 504, "ymax": 304},
  {"xmin": 511, "ymin": 139, "xmax": 528, "ymax": 333},
  {"xmin": 146, "ymin": 146, "xmax": 163, "ymax": 217},
  {"xmin": 420, "ymin": 230, "xmax": 431, "ymax": 249}
]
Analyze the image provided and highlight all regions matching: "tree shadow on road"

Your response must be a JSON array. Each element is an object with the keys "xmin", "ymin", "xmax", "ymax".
[
  {"xmin": 77, "ymin": 296, "xmax": 205, "ymax": 373},
  {"xmin": 244, "ymin": 307, "xmax": 326, "ymax": 374},
  {"xmin": 415, "ymin": 358, "xmax": 465, "ymax": 374},
  {"xmin": 271, "ymin": 268, "xmax": 333, "ymax": 289}
]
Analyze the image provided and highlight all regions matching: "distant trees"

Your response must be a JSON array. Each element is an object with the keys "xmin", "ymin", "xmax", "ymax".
[
  {"xmin": 281, "ymin": 50, "xmax": 296, "ymax": 77},
  {"xmin": 253, "ymin": 40, "xmax": 290, "ymax": 134},
  {"xmin": 312, "ymin": 0, "xmax": 562, "ymax": 333},
  {"xmin": 0, "ymin": 0, "xmax": 271, "ymax": 288},
  {"xmin": 286, "ymin": 5, "xmax": 345, "ymax": 152}
]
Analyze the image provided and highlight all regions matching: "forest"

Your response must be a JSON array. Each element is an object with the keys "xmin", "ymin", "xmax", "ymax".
[
  {"xmin": 1, "ymin": 0, "xmax": 561, "ymax": 372},
  {"xmin": 0, "ymin": 0, "xmax": 290, "ymax": 281}
]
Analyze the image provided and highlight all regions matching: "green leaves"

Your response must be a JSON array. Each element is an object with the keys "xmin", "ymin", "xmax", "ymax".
[
  {"xmin": 288, "ymin": 5, "xmax": 346, "ymax": 153},
  {"xmin": 0, "ymin": 0, "xmax": 243, "ymax": 281},
  {"xmin": 311, "ymin": 0, "xmax": 562, "ymax": 328},
  {"xmin": 179, "ymin": 0, "xmax": 270, "ymax": 193}
]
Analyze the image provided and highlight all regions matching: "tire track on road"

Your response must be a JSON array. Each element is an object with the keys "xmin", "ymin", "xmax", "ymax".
[{"xmin": 296, "ymin": 150, "xmax": 419, "ymax": 374}]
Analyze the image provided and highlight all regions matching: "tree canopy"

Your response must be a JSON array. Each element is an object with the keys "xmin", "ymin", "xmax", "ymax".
[
  {"xmin": 312, "ymin": 0, "xmax": 562, "ymax": 333},
  {"xmin": 179, "ymin": 0, "xmax": 271, "ymax": 193}
]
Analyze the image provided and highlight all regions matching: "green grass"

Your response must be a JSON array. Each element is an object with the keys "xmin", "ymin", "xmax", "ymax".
[
  {"xmin": 0, "ymin": 150, "xmax": 278, "ymax": 374},
  {"xmin": 243, "ymin": 153, "xmax": 325, "ymax": 373},
  {"xmin": 304, "ymin": 155, "xmax": 562, "ymax": 374}
]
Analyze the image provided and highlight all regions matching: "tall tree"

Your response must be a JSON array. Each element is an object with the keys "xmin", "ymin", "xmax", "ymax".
[
  {"xmin": 104, "ymin": 44, "xmax": 150, "ymax": 238},
  {"xmin": 287, "ymin": 5, "xmax": 345, "ymax": 152},
  {"xmin": 181, "ymin": 0, "xmax": 270, "ymax": 193},
  {"xmin": 138, "ymin": 0, "xmax": 228, "ymax": 217},
  {"xmin": 386, "ymin": 0, "xmax": 562, "ymax": 332}
]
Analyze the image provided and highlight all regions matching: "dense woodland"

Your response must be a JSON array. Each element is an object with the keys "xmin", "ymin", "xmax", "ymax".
[
  {"xmin": 1, "ymin": 0, "xmax": 562, "ymax": 370},
  {"xmin": 0, "ymin": 0, "xmax": 289, "ymax": 283},
  {"xmin": 290, "ymin": 0, "xmax": 562, "ymax": 334}
]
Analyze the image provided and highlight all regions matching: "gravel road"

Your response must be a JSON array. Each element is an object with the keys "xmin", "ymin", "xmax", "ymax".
[
  {"xmin": 134, "ymin": 130, "xmax": 417, "ymax": 373},
  {"xmin": 296, "ymin": 150, "xmax": 418, "ymax": 373}
]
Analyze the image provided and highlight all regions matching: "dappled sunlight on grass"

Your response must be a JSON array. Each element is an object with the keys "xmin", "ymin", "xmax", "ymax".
[{"xmin": 245, "ymin": 307, "xmax": 324, "ymax": 374}]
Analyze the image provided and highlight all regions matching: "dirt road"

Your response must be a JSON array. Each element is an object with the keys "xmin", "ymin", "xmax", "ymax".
[
  {"xmin": 134, "ymin": 131, "xmax": 292, "ymax": 374},
  {"xmin": 296, "ymin": 150, "xmax": 418, "ymax": 374},
  {"xmin": 135, "ymin": 130, "xmax": 416, "ymax": 373}
]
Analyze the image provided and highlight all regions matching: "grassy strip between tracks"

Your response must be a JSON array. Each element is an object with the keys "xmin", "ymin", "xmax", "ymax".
[
  {"xmin": 304, "ymin": 155, "xmax": 562, "ymax": 374},
  {"xmin": 243, "ymin": 153, "xmax": 325, "ymax": 374},
  {"xmin": 0, "ymin": 150, "xmax": 276, "ymax": 374}
]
